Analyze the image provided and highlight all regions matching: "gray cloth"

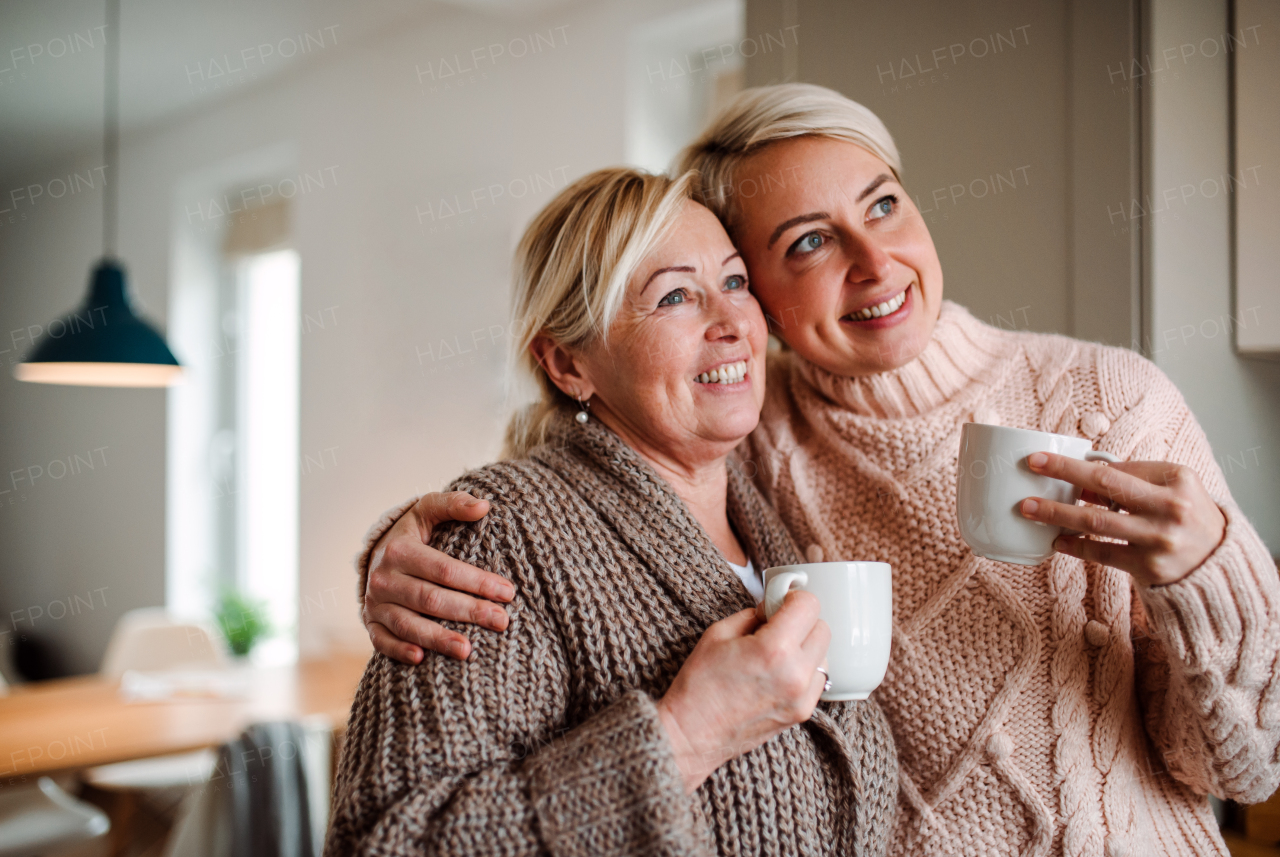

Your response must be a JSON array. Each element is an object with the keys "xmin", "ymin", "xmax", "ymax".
[
  {"xmin": 165, "ymin": 721, "xmax": 318, "ymax": 857},
  {"xmin": 219, "ymin": 722, "xmax": 315, "ymax": 857}
]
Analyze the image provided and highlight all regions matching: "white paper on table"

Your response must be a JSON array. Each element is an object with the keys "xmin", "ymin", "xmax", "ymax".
[{"xmin": 118, "ymin": 668, "xmax": 252, "ymax": 701}]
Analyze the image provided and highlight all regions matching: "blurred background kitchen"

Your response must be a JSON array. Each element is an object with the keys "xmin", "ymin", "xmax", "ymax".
[{"xmin": 0, "ymin": 0, "xmax": 1276, "ymax": 854}]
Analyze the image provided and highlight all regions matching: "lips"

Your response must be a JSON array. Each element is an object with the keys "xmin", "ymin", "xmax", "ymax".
[{"xmin": 843, "ymin": 288, "xmax": 908, "ymax": 322}]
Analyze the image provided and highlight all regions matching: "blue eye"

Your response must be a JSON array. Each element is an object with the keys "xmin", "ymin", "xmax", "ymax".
[
  {"xmin": 725, "ymin": 275, "xmax": 746, "ymax": 291},
  {"xmin": 790, "ymin": 232, "xmax": 824, "ymax": 255},
  {"xmin": 657, "ymin": 289, "xmax": 686, "ymax": 307},
  {"xmin": 869, "ymin": 195, "xmax": 898, "ymax": 220}
]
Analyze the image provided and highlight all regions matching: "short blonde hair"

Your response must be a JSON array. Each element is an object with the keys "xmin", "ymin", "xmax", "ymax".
[
  {"xmin": 676, "ymin": 83, "xmax": 901, "ymax": 230},
  {"xmin": 503, "ymin": 167, "xmax": 693, "ymax": 458}
]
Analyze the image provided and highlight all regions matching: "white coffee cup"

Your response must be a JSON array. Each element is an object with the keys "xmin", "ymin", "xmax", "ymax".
[
  {"xmin": 957, "ymin": 422, "xmax": 1120, "ymax": 566},
  {"xmin": 763, "ymin": 562, "xmax": 892, "ymax": 701}
]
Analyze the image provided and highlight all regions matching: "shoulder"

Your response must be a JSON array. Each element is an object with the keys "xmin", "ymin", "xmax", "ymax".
[
  {"xmin": 429, "ymin": 458, "xmax": 574, "ymax": 575},
  {"xmin": 446, "ymin": 457, "xmax": 563, "ymax": 500},
  {"xmin": 1003, "ymin": 327, "xmax": 1190, "ymax": 446},
  {"xmin": 1015, "ymin": 330, "xmax": 1180, "ymax": 412}
]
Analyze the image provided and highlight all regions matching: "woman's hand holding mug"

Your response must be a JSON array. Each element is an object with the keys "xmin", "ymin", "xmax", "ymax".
[
  {"xmin": 655, "ymin": 591, "xmax": 830, "ymax": 795},
  {"xmin": 1019, "ymin": 453, "xmax": 1226, "ymax": 586}
]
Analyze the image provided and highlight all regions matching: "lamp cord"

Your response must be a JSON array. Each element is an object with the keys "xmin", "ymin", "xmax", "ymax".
[{"xmin": 103, "ymin": 0, "xmax": 119, "ymax": 258}]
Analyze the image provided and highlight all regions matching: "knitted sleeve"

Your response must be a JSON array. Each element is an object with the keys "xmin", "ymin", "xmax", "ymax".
[
  {"xmin": 326, "ymin": 470, "xmax": 706, "ymax": 857},
  {"xmin": 1109, "ymin": 361, "xmax": 1280, "ymax": 803}
]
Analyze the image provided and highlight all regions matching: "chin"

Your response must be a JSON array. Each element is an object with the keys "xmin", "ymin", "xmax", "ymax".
[{"xmin": 702, "ymin": 407, "xmax": 761, "ymax": 445}]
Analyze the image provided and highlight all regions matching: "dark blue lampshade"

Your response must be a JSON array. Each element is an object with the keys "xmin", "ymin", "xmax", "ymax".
[{"xmin": 15, "ymin": 259, "xmax": 182, "ymax": 387}]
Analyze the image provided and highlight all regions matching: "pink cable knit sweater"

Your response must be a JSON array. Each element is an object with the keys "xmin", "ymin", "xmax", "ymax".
[{"xmin": 743, "ymin": 301, "xmax": 1280, "ymax": 857}]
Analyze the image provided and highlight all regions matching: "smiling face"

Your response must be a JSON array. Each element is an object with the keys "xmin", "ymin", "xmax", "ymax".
[
  {"xmin": 566, "ymin": 200, "xmax": 768, "ymax": 471},
  {"xmin": 730, "ymin": 136, "xmax": 944, "ymax": 377}
]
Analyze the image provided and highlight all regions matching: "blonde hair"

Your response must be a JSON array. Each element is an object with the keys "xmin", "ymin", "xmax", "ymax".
[
  {"xmin": 675, "ymin": 83, "xmax": 902, "ymax": 230},
  {"xmin": 502, "ymin": 167, "xmax": 694, "ymax": 459}
]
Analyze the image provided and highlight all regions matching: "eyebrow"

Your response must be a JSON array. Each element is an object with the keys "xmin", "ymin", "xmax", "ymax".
[
  {"xmin": 640, "ymin": 252, "xmax": 741, "ymax": 293},
  {"xmin": 641, "ymin": 266, "xmax": 695, "ymax": 294},
  {"xmin": 764, "ymin": 173, "xmax": 896, "ymax": 249}
]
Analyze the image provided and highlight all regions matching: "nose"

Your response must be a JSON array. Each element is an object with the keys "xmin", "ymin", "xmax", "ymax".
[
  {"xmin": 844, "ymin": 232, "xmax": 894, "ymax": 286},
  {"xmin": 705, "ymin": 291, "xmax": 754, "ymax": 343}
]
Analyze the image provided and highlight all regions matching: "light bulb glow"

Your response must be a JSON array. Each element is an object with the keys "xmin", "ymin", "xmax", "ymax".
[{"xmin": 15, "ymin": 362, "xmax": 183, "ymax": 387}]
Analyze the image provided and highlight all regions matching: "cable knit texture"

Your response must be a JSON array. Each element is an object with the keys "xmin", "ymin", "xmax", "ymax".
[
  {"xmin": 743, "ymin": 301, "xmax": 1280, "ymax": 857},
  {"xmin": 328, "ymin": 411, "xmax": 899, "ymax": 856}
]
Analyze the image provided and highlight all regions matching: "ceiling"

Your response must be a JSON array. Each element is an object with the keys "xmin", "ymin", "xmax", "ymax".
[{"xmin": 0, "ymin": 0, "xmax": 579, "ymax": 184}]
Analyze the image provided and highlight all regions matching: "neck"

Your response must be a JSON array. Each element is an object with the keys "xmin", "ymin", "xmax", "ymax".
[{"xmin": 591, "ymin": 408, "xmax": 747, "ymax": 566}]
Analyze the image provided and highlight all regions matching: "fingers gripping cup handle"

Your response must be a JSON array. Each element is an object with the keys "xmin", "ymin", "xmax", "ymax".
[{"xmin": 764, "ymin": 571, "xmax": 808, "ymax": 619}]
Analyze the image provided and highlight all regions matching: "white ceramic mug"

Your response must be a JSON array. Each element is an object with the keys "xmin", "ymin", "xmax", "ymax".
[
  {"xmin": 956, "ymin": 422, "xmax": 1120, "ymax": 566},
  {"xmin": 762, "ymin": 562, "xmax": 892, "ymax": 701}
]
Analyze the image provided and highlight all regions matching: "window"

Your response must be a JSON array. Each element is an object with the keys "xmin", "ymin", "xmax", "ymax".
[
  {"xmin": 626, "ymin": 0, "xmax": 745, "ymax": 173},
  {"xmin": 168, "ymin": 184, "xmax": 299, "ymax": 665}
]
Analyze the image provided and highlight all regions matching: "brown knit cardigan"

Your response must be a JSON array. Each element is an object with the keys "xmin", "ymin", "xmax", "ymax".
[{"xmin": 325, "ymin": 411, "xmax": 898, "ymax": 856}]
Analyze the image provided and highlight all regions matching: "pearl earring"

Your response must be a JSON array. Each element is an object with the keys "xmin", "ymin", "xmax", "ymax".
[{"xmin": 575, "ymin": 394, "xmax": 590, "ymax": 424}]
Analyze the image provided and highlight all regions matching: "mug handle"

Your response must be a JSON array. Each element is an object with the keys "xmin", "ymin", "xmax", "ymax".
[
  {"xmin": 1085, "ymin": 450, "xmax": 1121, "ymax": 464},
  {"xmin": 764, "ymin": 571, "xmax": 808, "ymax": 619}
]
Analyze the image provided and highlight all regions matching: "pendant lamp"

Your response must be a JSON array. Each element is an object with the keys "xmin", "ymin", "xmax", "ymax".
[{"xmin": 15, "ymin": 0, "xmax": 181, "ymax": 387}]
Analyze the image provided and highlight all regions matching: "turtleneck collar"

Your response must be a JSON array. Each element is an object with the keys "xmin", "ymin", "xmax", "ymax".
[{"xmin": 792, "ymin": 300, "xmax": 1013, "ymax": 419}]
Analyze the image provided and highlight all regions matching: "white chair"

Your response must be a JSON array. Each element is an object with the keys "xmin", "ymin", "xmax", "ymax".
[
  {"xmin": 82, "ymin": 609, "xmax": 230, "ymax": 833},
  {"xmin": 0, "ymin": 776, "xmax": 110, "ymax": 857},
  {"xmin": 98, "ymin": 608, "xmax": 228, "ymax": 678}
]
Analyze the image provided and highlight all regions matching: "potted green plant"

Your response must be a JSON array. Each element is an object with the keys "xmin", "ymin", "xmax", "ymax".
[{"xmin": 213, "ymin": 587, "xmax": 272, "ymax": 657}]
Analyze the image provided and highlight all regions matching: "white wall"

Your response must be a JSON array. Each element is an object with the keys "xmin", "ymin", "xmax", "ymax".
[
  {"xmin": 1147, "ymin": 0, "xmax": 1280, "ymax": 551},
  {"xmin": 0, "ymin": 0, "xmax": 700, "ymax": 673}
]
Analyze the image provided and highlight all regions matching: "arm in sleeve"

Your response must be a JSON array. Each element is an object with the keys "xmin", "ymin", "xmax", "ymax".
[
  {"xmin": 352, "ymin": 495, "xmax": 419, "ymax": 609},
  {"xmin": 326, "ymin": 491, "xmax": 707, "ymax": 857},
  {"xmin": 1124, "ymin": 376, "xmax": 1280, "ymax": 803}
]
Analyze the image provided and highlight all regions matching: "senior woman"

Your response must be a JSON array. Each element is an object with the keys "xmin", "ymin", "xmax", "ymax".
[
  {"xmin": 357, "ymin": 85, "xmax": 1280, "ymax": 856},
  {"xmin": 325, "ymin": 168, "xmax": 898, "ymax": 857}
]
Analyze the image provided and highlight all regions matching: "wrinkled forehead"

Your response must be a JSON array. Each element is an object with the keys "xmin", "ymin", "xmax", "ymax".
[{"xmin": 629, "ymin": 200, "xmax": 739, "ymax": 287}]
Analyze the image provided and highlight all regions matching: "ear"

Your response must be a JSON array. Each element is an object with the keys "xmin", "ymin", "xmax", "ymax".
[{"xmin": 529, "ymin": 335, "xmax": 596, "ymax": 401}]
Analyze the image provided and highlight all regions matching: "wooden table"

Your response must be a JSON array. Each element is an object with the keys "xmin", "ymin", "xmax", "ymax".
[{"xmin": 0, "ymin": 653, "xmax": 369, "ymax": 781}]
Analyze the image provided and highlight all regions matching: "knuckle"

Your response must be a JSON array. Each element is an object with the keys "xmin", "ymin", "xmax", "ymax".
[
  {"xmin": 780, "ymin": 673, "xmax": 808, "ymax": 700},
  {"xmin": 366, "ymin": 570, "xmax": 391, "ymax": 598},
  {"xmin": 1153, "ymin": 527, "xmax": 1179, "ymax": 555},
  {"xmin": 420, "ymin": 586, "xmax": 451, "ymax": 618},
  {"xmin": 1166, "ymin": 496, "xmax": 1193, "ymax": 524},
  {"xmin": 467, "ymin": 601, "xmax": 490, "ymax": 625},
  {"xmin": 381, "ymin": 539, "xmax": 408, "ymax": 568},
  {"xmin": 1095, "ymin": 466, "xmax": 1122, "ymax": 494},
  {"xmin": 435, "ymin": 558, "xmax": 469, "ymax": 588},
  {"xmin": 760, "ymin": 643, "xmax": 789, "ymax": 673},
  {"xmin": 385, "ymin": 611, "xmax": 413, "ymax": 641},
  {"xmin": 1083, "ymin": 509, "xmax": 1109, "ymax": 534}
]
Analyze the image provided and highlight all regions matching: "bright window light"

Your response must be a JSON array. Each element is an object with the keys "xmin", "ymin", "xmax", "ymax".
[{"xmin": 236, "ymin": 249, "xmax": 300, "ymax": 665}]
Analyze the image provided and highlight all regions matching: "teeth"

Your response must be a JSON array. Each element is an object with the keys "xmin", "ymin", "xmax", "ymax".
[
  {"xmin": 695, "ymin": 360, "xmax": 748, "ymax": 385},
  {"xmin": 846, "ymin": 288, "xmax": 907, "ymax": 322}
]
